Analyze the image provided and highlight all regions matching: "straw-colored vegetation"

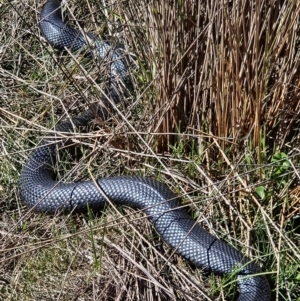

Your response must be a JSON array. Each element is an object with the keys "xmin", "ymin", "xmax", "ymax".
[{"xmin": 1, "ymin": 0, "xmax": 299, "ymax": 300}]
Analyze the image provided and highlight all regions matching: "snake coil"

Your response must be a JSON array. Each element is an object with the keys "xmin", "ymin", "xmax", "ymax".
[{"xmin": 20, "ymin": 1, "xmax": 271, "ymax": 300}]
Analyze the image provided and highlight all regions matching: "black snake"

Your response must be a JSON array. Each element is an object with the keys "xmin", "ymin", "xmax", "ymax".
[{"xmin": 19, "ymin": 1, "xmax": 271, "ymax": 300}]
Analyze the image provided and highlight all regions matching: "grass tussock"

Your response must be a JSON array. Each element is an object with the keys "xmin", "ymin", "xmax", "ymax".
[{"xmin": 0, "ymin": 0, "xmax": 300, "ymax": 300}]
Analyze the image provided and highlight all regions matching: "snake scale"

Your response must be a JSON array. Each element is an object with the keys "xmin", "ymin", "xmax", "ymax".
[{"xmin": 19, "ymin": 1, "xmax": 271, "ymax": 300}]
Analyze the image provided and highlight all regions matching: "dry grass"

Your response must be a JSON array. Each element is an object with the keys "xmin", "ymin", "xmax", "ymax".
[{"xmin": 1, "ymin": 0, "xmax": 300, "ymax": 300}]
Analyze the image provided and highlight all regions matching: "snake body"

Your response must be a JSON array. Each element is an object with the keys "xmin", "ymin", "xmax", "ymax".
[{"xmin": 20, "ymin": 1, "xmax": 271, "ymax": 300}]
